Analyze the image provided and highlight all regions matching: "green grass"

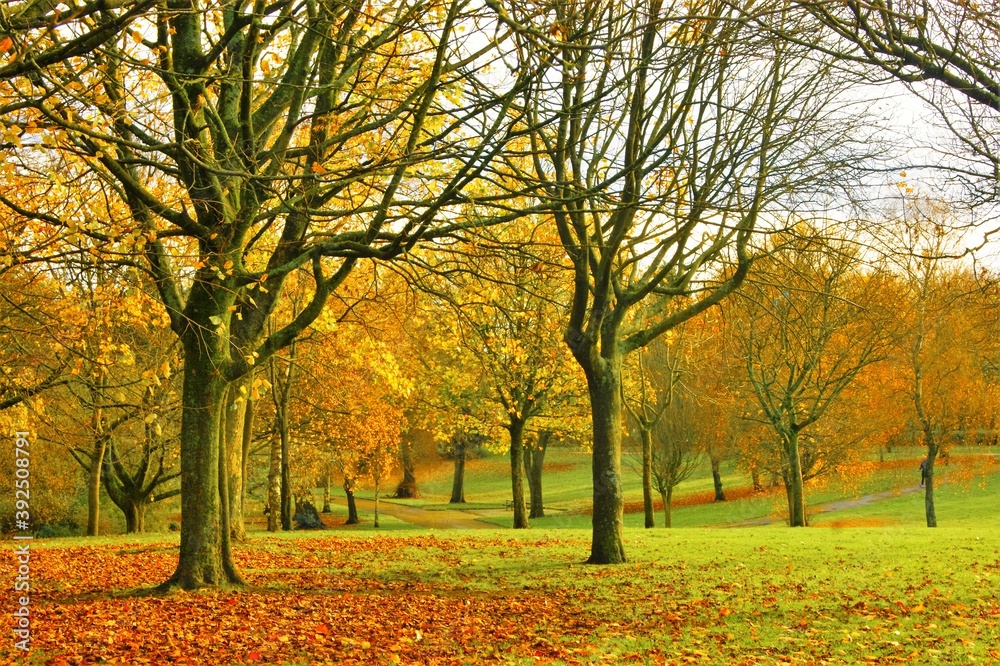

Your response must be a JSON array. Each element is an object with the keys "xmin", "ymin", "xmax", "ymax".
[
  {"xmin": 810, "ymin": 470, "xmax": 1000, "ymax": 529},
  {"xmin": 344, "ymin": 446, "xmax": 999, "ymax": 532},
  {"xmin": 15, "ymin": 445, "xmax": 1000, "ymax": 665},
  {"xmin": 286, "ymin": 525, "xmax": 1000, "ymax": 663},
  {"xmin": 14, "ymin": 522, "xmax": 1000, "ymax": 664}
]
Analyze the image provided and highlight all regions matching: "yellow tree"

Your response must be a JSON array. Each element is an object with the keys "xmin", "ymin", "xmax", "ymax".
[
  {"xmin": 885, "ymin": 204, "xmax": 996, "ymax": 526},
  {"xmin": 728, "ymin": 230, "xmax": 891, "ymax": 526},
  {"xmin": 412, "ymin": 219, "xmax": 586, "ymax": 527},
  {"xmin": 1, "ymin": 0, "xmax": 527, "ymax": 587}
]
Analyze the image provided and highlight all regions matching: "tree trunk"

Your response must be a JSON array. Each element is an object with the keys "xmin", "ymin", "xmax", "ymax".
[
  {"xmin": 450, "ymin": 437, "xmax": 467, "ymax": 504},
  {"xmin": 280, "ymin": 421, "xmax": 292, "ymax": 531},
  {"xmin": 374, "ymin": 478, "xmax": 380, "ymax": 528},
  {"xmin": 322, "ymin": 470, "xmax": 331, "ymax": 513},
  {"xmin": 86, "ymin": 437, "xmax": 108, "ymax": 537},
  {"xmin": 586, "ymin": 360, "xmax": 626, "ymax": 564},
  {"xmin": 240, "ymin": 392, "xmax": 254, "ymax": 527},
  {"xmin": 640, "ymin": 428, "xmax": 654, "ymax": 529},
  {"xmin": 394, "ymin": 436, "xmax": 419, "ymax": 498},
  {"xmin": 266, "ymin": 435, "xmax": 281, "ymax": 532},
  {"xmin": 711, "ymin": 455, "xmax": 725, "ymax": 501},
  {"xmin": 751, "ymin": 467, "xmax": 762, "ymax": 492},
  {"xmin": 924, "ymin": 446, "xmax": 938, "ymax": 527},
  {"xmin": 663, "ymin": 486, "xmax": 674, "ymax": 528},
  {"xmin": 163, "ymin": 348, "xmax": 242, "ymax": 589},
  {"xmin": 344, "ymin": 478, "xmax": 359, "ymax": 525},
  {"xmin": 524, "ymin": 431, "xmax": 549, "ymax": 519},
  {"xmin": 124, "ymin": 500, "xmax": 146, "ymax": 534},
  {"xmin": 223, "ymin": 381, "xmax": 249, "ymax": 542},
  {"xmin": 508, "ymin": 417, "xmax": 529, "ymax": 529},
  {"xmin": 86, "ymin": 368, "xmax": 108, "ymax": 537},
  {"xmin": 784, "ymin": 431, "xmax": 807, "ymax": 527}
]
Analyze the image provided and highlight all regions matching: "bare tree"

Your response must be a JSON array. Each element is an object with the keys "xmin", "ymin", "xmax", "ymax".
[
  {"xmin": 493, "ymin": 0, "xmax": 863, "ymax": 561},
  {"xmin": 650, "ymin": 389, "xmax": 701, "ymax": 528},
  {"xmin": 623, "ymin": 338, "xmax": 680, "ymax": 528},
  {"xmin": 789, "ymin": 1, "xmax": 1000, "ymax": 205},
  {"xmin": 729, "ymin": 231, "xmax": 889, "ymax": 526}
]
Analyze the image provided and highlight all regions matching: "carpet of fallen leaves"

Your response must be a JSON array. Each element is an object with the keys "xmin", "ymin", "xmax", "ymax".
[
  {"xmin": 2, "ymin": 531, "xmax": 999, "ymax": 665},
  {"xmin": 1, "ymin": 536, "xmax": 610, "ymax": 666}
]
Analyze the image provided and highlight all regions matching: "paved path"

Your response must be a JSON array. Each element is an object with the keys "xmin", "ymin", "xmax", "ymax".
[
  {"xmin": 724, "ymin": 484, "xmax": 926, "ymax": 527},
  {"xmin": 330, "ymin": 497, "xmax": 495, "ymax": 530}
]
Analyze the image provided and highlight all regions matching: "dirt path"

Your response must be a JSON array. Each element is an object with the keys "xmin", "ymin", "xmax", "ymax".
[
  {"xmin": 725, "ymin": 484, "xmax": 926, "ymax": 527},
  {"xmin": 330, "ymin": 497, "xmax": 495, "ymax": 530}
]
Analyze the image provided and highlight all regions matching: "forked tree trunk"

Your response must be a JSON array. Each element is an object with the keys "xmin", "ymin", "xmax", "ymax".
[
  {"xmin": 660, "ymin": 486, "xmax": 674, "ymax": 528},
  {"xmin": 711, "ymin": 455, "xmax": 725, "ymax": 501},
  {"xmin": 640, "ymin": 428, "xmax": 654, "ymax": 529},
  {"xmin": 586, "ymin": 359, "xmax": 626, "ymax": 564},
  {"xmin": 124, "ymin": 499, "xmax": 146, "ymax": 534},
  {"xmin": 163, "ymin": 346, "xmax": 243, "ymax": 589},
  {"xmin": 508, "ymin": 417, "xmax": 529, "ymax": 529},
  {"xmin": 450, "ymin": 437, "xmax": 467, "ymax": 504},
  {"xmin": 523, "ymin": 431, "xmax": 549, "ymax": 519}
]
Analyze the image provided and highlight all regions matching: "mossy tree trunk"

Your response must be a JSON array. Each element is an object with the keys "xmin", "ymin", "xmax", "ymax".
[
  {"xmin": 164, "ymin": 319, "xmax": 243, "ymax": 589},
  {"xmin": 584, "ymin": 356, "xmax": 627, "ymax": 564},
  {"xmin": 782, "ymin": 430, "xmax": 807, "ymax": 527}
]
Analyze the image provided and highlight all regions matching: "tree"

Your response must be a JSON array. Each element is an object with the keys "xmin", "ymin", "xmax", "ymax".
[
  {"xmin": 650, "ymin": 389, "xmax": 701, "ymax": 528},
  {"xmin": 622, "ymin": 338, "xmax": 681, "ymax": 528},
  {"xmin": 793, "ymin": 0, "xmax": 1000, "ymax": 201},
  {"xmin": 0, "ymin": 264, "xmax": 78, "ymax": 411},
  {"xmin": 1, "ymin": 0, "xmax": 526, "ymax": 587},
  {"xmin": 496, "ymin": 0, "xmax": 859, "ymax": 561},
  {"xmin": 412, "ymin": 220, "xmax": 585, "ymax": 527},
  {"xmin": 884, "ymin": 202, "xmax": 995, "ymax": 526},
  {"xmin": 728, "ymin": 230, "xmax": 889, "ymax": 526}
]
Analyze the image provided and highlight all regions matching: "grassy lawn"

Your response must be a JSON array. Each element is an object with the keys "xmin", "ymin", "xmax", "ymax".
[
  {"xmin": 16, "ymin": 448, "xmax": 996, "ymax": 664},
  {"xmin": 5, "ymin": 525, "xmax": 998, "ymax": 665},
  {"xmin": 363, "ymin": 447, "xmax": 998, "ymax": 531}
]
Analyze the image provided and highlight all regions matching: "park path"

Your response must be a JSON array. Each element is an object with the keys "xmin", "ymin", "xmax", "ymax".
[
  {"xmin": 724, "ymin": 484, "xmax": 926, "ymax": 527},
  {"xmin": 330, "ymin": 497, "xmax": 494, "ymax": 529}
]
